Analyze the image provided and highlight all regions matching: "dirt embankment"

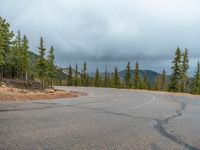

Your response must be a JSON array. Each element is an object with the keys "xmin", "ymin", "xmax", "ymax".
[{"xmin": 0, "ymin": 82, "xmax": 86, "ymax": 101}]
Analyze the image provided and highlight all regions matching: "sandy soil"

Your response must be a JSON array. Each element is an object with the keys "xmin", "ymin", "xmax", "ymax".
[{"xmin": 0, "ymin": 86, "xmax": 85, "ymax": 101}]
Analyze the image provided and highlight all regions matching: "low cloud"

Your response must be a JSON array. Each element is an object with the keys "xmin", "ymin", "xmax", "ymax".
[{"xmin": 0, "ymin": 0, "xmax": 200, "ymax": 74}]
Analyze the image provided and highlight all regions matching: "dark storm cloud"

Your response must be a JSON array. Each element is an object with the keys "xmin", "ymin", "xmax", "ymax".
[{"xmin": 0, "ymin": 0, "xmax": 200, "ymax": 74}]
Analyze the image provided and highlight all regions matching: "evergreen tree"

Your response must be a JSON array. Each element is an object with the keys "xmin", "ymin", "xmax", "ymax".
[
  {"xmin": 15, "ymin": 30, "xmax": 24, "ymax": 78},
  {"xmin": 47, "ymin": 46, "xmax": 56, "ymax": 88},
  {"xmin": 94, "ymin": 67, "xmax": 101, "ymax": 87},
  {"xmin": 0, "ymin": 17, "xmax": 13, "ymax": 80},
  {"xmin": 180, "ymin": 49, "xmax": 189, "ymax": 92},
  {"xmin": 169, "ymin": 47, "xmax": 182, "ymax": 92},
  {"xmin": 67, "ymin": 65, "xmax": 73, "ymax": 86},
  {"xmin": 155, "ymin": 75, "xmax": 162, "ymax": 91},
  {"xmin": 161, "ymin": 69, "xmax": 166, "ymax": 91},
  {"xmin": 103, "ymin": 68, "xmax": 109, "ymax": 87},
  {"xmin": 133, "ymin": 61, "xmax": 140, "ymax": 89},
  {"xmin": 74, "ymin": 64, "xmax": 79, "ymax": 86},
  {"xmin": 142, "ymin": 74, "xmax": 149, "ymax": 90},
  {"xmin": 36, "ymin": 37, "xmax": 46, "ymax": 89},
  {"xmin": 192, "ymin": 62, "xmax": 200, "ymax": 94},
  {"xmin": 82, "ymin": 62, "xmax": 88, "ymax": 86},
  {"xmin": 0, "ymin": 32, "xmax": 3, "ymax": 82},
  {"xmin": 124, "ymin": 61, "xmax": 131, "ymax": 88},
  {"xmin": 109, "ymin": 72, "xmax": 114, "ymax": 87},
  {"xmin": 113, "ymin": 66, "xmax": 120, "ymax": 88},
  {"xmin": 21, "ymin": 35, "xmax": 30, "ymax": 85}
]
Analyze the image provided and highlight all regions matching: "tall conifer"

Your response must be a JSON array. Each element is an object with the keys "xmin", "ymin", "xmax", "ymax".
[
  {"xmin": 169, "ymin": 47, "xmax": 182, "ymax": 92},
  {"xmin": 125, "ymin": 61, "xmax": 131, "ymax": 88},
  {"xmin": 180, "ymin": 49, "xmax": 189, "ymax": 92},
  {"xmin": 113, "ymin": 66, "xmax": 120, "ymax": 88},
  {"xmin": 67, "ymin": 65, "xmax": 73, "ymax": 86},
  {"xmin": 133, "ymin": 61, "xmax": 140, "ymax": 89},
  {"xmin": 21, "ymin": 35, "xmax": 29, "ymax": 85},
  {"xmin": 47, "ymin": 46, "xmax": 56, "ymax": 88},
  {"xmin": 36, "ymin": 37, "xmax": 46, "ymax": 89},
  {"xmin": 192, "ymin": 62, "xmax": 200, "ymax": 94},
  {"xmin": 94, "ymin": 67, "xmax": 101, "ymax": 87}
]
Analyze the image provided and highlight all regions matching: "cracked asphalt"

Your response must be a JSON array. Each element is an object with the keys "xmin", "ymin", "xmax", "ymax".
[{"xmin": 0, "ymin": 87, "xmax": 200, "ymax": 150}]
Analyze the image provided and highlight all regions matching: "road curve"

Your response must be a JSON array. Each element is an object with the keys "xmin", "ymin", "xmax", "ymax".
[{"xmin": 0, "ymin": 87, "xmax": 200, "ymax": 150}]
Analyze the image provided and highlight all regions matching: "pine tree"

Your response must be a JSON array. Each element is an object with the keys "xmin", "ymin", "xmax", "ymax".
[
  {"xmin": 180, "ymin": 49, "xmax": 189, "ymax": 92},
  {"xmin": 47, "ymin": 46, "xmax": 56, "ymax": 88},
  {"xmin": 0, "ymin": 31, "xmax": 3, "ymax": 82},
  {"xmin": 36, "ymin": 37, "xmax": 46, "ymax": 89},
  {"xmin": 169, "ymin": 47, "xmax": 182, "ymax": 92},
  {"xmin": 192, "ymin": 62, "xmax": 200, "ymax": 94},
  {"xmin": 103, "ymin": 68, "xmax": 109, "ymax": 87},
  {"xmin": 82, "ymin": 62, "xmax": 88, "ymax": 86},
  {"xmin": 161, "ymin": 69, "xmax": 166, "ymax": 91},
  {"xmin": 142, "ymin": 74, "xmax": 149, "ymax": 90},
  {"xmin": 94, "ymin": 67, "xmax": 101, "ymax": 87},
  {"xmin": 133, "ymin": 61, "xmax": 140, "ymax": 89},
  {"xmin": 67, "ymin": 65, "xmax": 73, "ymax": 86},
  {"xmin": 15, "ymin": 30, "xmax": 24, "ymax": 78},
  {"xmin": 21, "ymin": 35, "xmax": 30, "ymax": 85},
  {"xmin": 124, "ymin": 61, "xmax": 131, "ymax": 88},
  {"xmin": 155, "ymin": 75, "xmax": 162, "ymax": 91},
  {"xmin": 74, "ymin": 64, "xmax": 79, "ymax": 86},
  {"xmin": 113, "ymin": 66, "xmax": 120, "ymax": 88},
  {"xmin": 0, "ymin": 17, "xmax": 13, "ymax": 80}
]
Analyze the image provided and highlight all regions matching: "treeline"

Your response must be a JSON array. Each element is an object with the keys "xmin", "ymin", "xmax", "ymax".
[
  {"xmin": 0, "ymin": 17, "xmax": 56, "ymax": 88},
  {"xmin": 64, "ymin": 49, "xmax": 200, "ymax": 95},
  {"xmin": 0, "ymin": 17, "xmax": 200, "ymax": 94},
  {"xmin": 64, "ymin": 61, "xmax": 148, "ymax": 89}
]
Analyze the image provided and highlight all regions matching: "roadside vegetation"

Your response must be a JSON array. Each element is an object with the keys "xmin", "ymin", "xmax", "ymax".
[{"xmin": 0, "ymin": 16, "xmax": 200, "ymax": 95}]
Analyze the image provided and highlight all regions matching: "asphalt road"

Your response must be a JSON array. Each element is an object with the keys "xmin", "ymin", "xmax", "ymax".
[{"xmin": 0, "ymin": 87, "xmax": 200, "ymax": 150}]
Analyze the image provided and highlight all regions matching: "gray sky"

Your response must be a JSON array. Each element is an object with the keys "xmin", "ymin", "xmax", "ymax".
[{"xmin": 0, "ymin": 0, "xmax": 200, "ymax": 75}]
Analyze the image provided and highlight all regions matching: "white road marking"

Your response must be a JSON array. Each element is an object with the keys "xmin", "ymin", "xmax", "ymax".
[{"xmin": 118, "ymin": 96, "xmax": 156, "ymax": 113}]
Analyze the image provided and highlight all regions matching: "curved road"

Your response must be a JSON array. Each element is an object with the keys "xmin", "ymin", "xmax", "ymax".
[{"xmin": 0, "ymin": 87, "xmax": 200, "ymax": 150}]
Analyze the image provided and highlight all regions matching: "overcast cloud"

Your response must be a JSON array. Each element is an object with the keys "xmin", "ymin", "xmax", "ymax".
[{"xmin": 0, "ymin": 0, "xmax": 200, "ymax": 74}]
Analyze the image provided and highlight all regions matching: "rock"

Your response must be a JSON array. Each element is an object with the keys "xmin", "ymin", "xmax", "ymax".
[
  {"xmin": 46, "ymin": 89, "xmax": 55, "ymax": 93},
  {"xmin": 1, "ymin": 84, "xmax": 7, "ymax": 88},
  {"xmin": 19, "ymin": 90, "xmax": 28, "ymax": 93},
  {"xmin": 0, "ymin": 82, "xmax": 7, "ymax": 87}
]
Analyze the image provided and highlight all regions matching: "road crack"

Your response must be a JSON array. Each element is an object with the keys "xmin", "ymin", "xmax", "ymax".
[{"xmin": 154, "ymin": 96, "xmax": 199, "ymax": 150}]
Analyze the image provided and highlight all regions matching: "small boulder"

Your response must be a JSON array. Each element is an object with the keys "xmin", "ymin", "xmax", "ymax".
[
  {"xmin": 19, "ymin": 90, "xmax": 28, "ymax": 93},
  {"xmin": 46, "ymin": 89, "xmax": 55, "ymax": 94},
  {"xmin": 0, "ymin": 82, "xmax": 7, "ymax": 87}
]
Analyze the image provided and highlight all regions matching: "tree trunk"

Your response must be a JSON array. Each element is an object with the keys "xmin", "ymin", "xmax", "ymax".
[
  {"xmin": 0, "ymin": 65, "xmax": 3, "ymax": 83},
  {"xmin": 42, "ymin": 78, "xmax": 44, "ymax": 89},
  {"xmin": 51, "ymin": 77, "xmax": 53, "ymax": 88}
]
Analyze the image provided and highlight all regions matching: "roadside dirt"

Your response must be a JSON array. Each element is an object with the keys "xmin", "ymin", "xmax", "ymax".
[{"xmin": 0, "ymin": 86, "xmax": 86, "ymax": 101}]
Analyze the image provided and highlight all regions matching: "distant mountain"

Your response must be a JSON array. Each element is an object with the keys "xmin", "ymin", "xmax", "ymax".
[
  {"xmin": 89, "ymin": 69, "xmax": 171, "ymax": 87},
  {"xmin": 119, "ymin": 69, "xmax": 161, "ymax": 85},
  {"xmin": 58, "ymin": 67, "xmax": 81, "ymax": 77}
]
